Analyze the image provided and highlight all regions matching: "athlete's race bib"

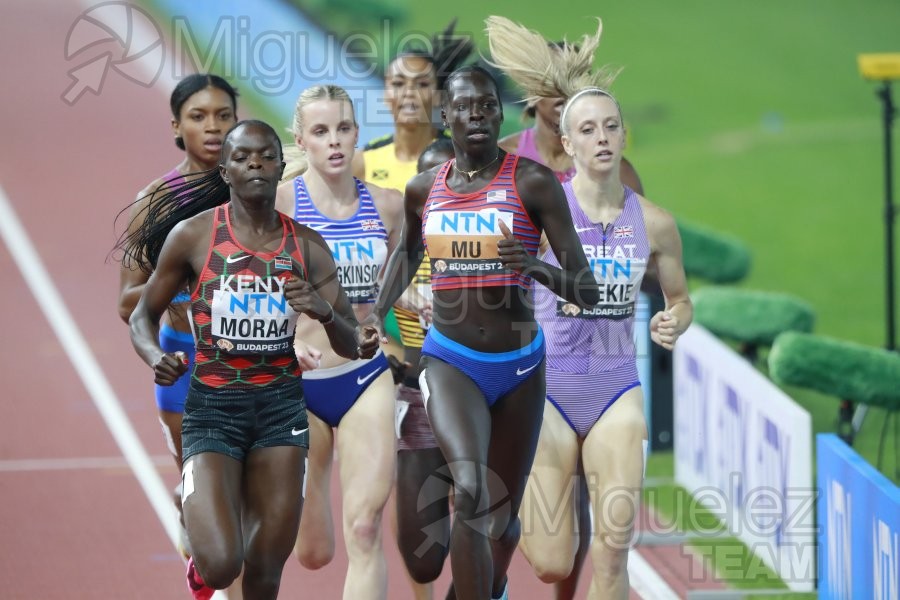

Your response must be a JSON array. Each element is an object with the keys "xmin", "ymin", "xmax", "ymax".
[
  {"xmin": 557, "ymin": 243, "xmax": 647, "ymax": 320},
  {"xmin": 328, "ymin": 236, "xmax": 388, "ymax": 303},
  {"xmin": 210, "ymin": 273, "xmax": 300, "ymax": 354},
  {"xmin": 425, "ymin": 209, "xmax": 514, "ymax": 277}
]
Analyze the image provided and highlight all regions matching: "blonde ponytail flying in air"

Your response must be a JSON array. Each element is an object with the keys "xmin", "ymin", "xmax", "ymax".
[{"xmin": 484, "ymin": 16, "xmax": 621, "ymax": 133}]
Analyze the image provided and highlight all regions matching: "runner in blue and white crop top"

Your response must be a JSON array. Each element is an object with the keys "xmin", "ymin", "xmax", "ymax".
[
  {"xmin": 290, "ymin": 175, "xmax": 391, "ymax": 427},
  {"xmin": 292, "ymin": 175, "xmax": 389, "ymax": 305}
]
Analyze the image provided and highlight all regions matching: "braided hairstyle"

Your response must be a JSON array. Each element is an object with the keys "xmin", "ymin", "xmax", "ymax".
[
  {"xmin": 392, "ymin": 18, "xmax": 476, "ymax": 89},
  {"xmin": 115, "ymin": 120, "xmax": 282, "ymax": 273}
]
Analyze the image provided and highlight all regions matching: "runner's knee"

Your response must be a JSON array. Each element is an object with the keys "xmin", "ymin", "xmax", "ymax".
[
  {"xmin": 194, "ymin": 552, "xmax": 242, "ymax": 590},
  {"xmin": 296, "ymin": 542, "xmax": 334, "ymax": 570},
  {"xmin": 490, "ymin": 511, "xmax": 520, "ymax": 550},
  {"xmin": 531, "ymin": 550, "xmax": 574, "ymax": 584},
  {"xmin": 591, "ymin": 538, "xmax": 630, "ymax": 580},
  {"xmin": 347, "ymin": 512, "xmax": 382, "ymax": 555}
]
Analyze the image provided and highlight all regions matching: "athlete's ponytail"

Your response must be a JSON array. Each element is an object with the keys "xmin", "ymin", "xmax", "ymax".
[
  {"xmin": 484, "ymin": 16, "xmax": 620, "ymax": 126},
  {"xmin": 429, "ymin": 19, "xmax": 476, "ymax": 89},
  {"xmin": 281, "ymin": 143, "xmax": 308, "ymax": 182},
  {"xmin": 391, "ymin": 18, "xmax": 475, "ymax": 89}
]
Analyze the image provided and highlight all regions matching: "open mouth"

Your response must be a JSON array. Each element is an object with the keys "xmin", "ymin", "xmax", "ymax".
[{"xmin": 203, "ymin": 139, "xmax": 223, "ymax": 152}]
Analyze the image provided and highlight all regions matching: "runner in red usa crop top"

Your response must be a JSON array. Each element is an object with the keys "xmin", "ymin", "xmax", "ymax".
[
  {"xmin": 422, "ymin": 152, "xmax": 541, "ymax": 290},
  {"xmin": 190, "ymin": 203, "xmax": 306, "ymax": 388},
  {"xmin": 373, "ymin": 66, "xmax": 598, "ymax": 600},
  {"xmin": 419, "ymin": 153, "xmax": 547, "ymax": 406}
]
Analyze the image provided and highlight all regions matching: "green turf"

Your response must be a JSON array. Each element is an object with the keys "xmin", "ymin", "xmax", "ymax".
[
  {"xmin": 643, "ymin": 483, "xmax": 789, "ymax": 590},
  {"xmin": 645, "ymin": 447, "xmax": 674, "ymax": 480}
]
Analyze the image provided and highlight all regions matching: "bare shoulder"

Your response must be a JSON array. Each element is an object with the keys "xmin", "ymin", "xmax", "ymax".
[
  {"xmin": 148, "ymin": 208, "xmax": 215, "ymax": 269},
  {"xmin": 130, "ymin": 175, "xmax": 168, "ymax": 216},
  {"xmin": 136, "ymin": 176, "xmax": 168, "ymax": 201},
  {"xmin": 125, "ymin": 175, "xmax": 179, "ymax": 233},
  {"xmin": 174, "ymin": 206, "xmax": 217, "ymax": 240},
  {"xmin": 366, "ymin": 180, "xmax": 405, "ymax": 229},
  {"xmin": 406, "ymin": 168, "xmax": 439, "ymax": 202},
  {"xmin": 513, "ymin": 154, "xmax": 557, "ymax": 192},
  {"xmin": 365, "ymin": 180, "xmax": 404, "ymax": 208},
  {"xmin": 637, "ymin": 195, "xmax": 679, "ymax": 244},
  {"xmin": 275, "ymin": 179, "xmax": 295, "ymax": 217},
  {"xmin": 498, "ymin": 131, "xmax": 522, "ymax": 154}
]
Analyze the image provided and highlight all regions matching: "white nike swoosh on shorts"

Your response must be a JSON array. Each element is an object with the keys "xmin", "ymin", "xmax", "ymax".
[
  {"xmin": 291, "ymin": 427, "xmax": 308, "ymax": 436},
  {"xmin": 226, "ymin": 254, "xmax": 250, "ymax": 263},
  {"xmin": 516, "ymin": 363, "xmax": 539, "ymax": 376},
  {"xmin": 356, "ymin": 370, "xmax": 379, "ymax": 386}
]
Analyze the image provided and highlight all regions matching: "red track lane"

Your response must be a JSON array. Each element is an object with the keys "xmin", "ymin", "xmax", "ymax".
[
  {"xmin": 0, "ymin": 0, "xmax": 202, "ymax": 597},
  {"xmin": 1, "ymin": 1, "xmax": 687, "ymax": 598}
]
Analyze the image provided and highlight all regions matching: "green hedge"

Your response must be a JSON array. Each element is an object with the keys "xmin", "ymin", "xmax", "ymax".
[
  {"xmin": 678, "ymin": 220, "xmax": 752, "ymax": 284},
  {"xmin": 693, "ymin": 287, "xmax": 815, "ymax": 346},
  {"xmin": 769, "ymin": 332, "xmax": 900, "ymax": 409}
]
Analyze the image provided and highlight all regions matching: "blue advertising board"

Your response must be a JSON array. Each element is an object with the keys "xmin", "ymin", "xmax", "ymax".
[{"xmin": 817, "ymin": 434, "xmax": 900, "ymax": 599}]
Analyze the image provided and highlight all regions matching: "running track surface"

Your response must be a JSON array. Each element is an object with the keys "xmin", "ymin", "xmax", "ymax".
[{"xmin": 1, "ymin": 1, "xmax": 723, "ymax": 597}]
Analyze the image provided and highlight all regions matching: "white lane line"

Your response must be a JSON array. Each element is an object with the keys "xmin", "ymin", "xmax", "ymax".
[
  {"xmin": 0, "ymin": 185, "xmax": 178, "ymax": 544},
  {"xmin": 0, "ymin": 455, "xmax": 173, "ymax": 472},
  {"xmin": 61, "ymin": 2, "xmax": 229, "ymax": 596},
  {"xmin": 629, "ymin": 548, "xmax": 682, "ymax": 600}
]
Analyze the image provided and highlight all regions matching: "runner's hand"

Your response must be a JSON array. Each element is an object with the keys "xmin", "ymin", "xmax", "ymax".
[
  {"xmin": 498, "ymin": 220, "xmax": 534, "ymax": 272},
  {"xmin": 356, "ymin": 323, "xmax": 381, "ymax": 359},
  {"xmin": 285, "ymin": 276, "xmax": 331, "ymax": 322},
  {"xmin": 153, "ymin": 351, "xmax": 188, "ymax": 386},
  {"xmin": 650, "ymin": 311, "xmax": 681, "ymax": 351},
  {"xmin": 295, "ymin": 341, "xmax": 323, "ymax": 371}
]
